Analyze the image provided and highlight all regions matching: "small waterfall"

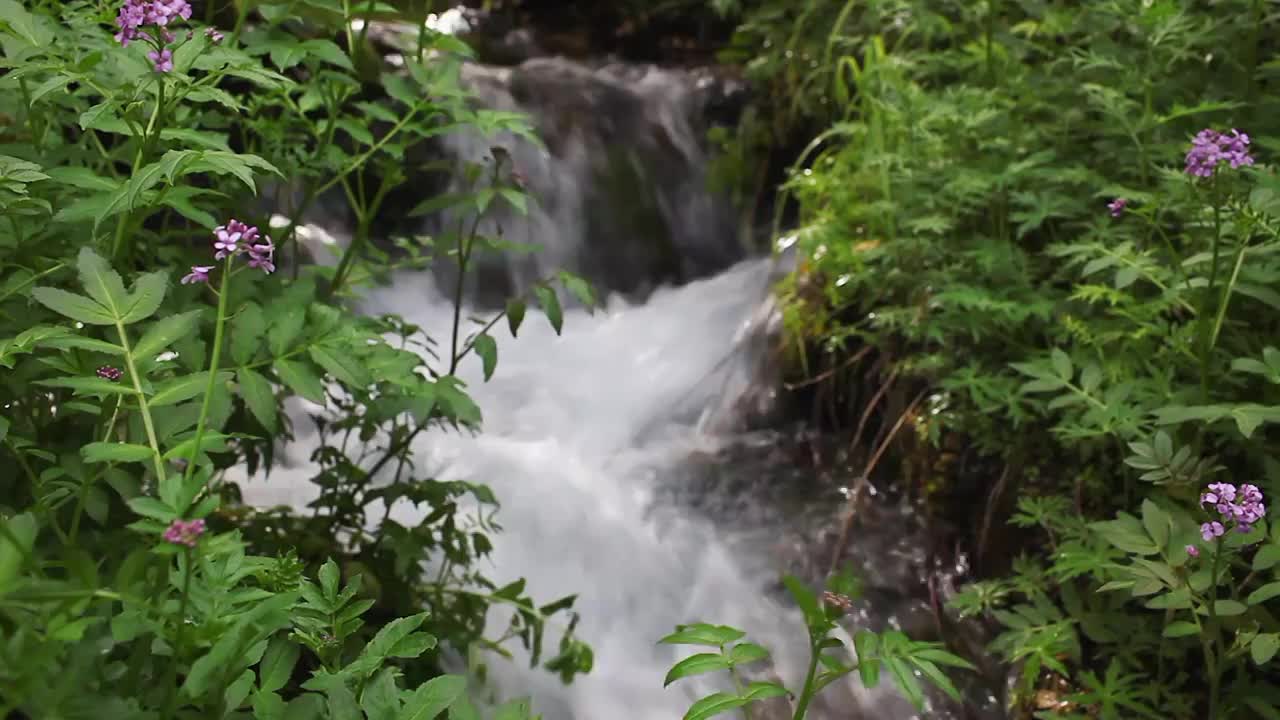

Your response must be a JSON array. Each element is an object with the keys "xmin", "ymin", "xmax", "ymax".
[{"xmin": 242, "ymin": 52, "xmax": 947, "ymax": 719}]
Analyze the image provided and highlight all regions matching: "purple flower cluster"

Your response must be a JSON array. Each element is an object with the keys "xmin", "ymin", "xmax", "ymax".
[
  {"xmin": 1199, "ymin": 482, "xmax": 1266, "ymax": 541},
  {"xmin": 183, "ymin": 219, "xmax": 275, "ymax": 285},
  {"xmin": 113, "ymin": 0, "xmax": 193, "ymax": 72},
  {"xmin": 1185, "ymin": 128, "xmax": 1255, "ymax": 178},
  {"xmin": 1107, "ymin": 198, "xmax": 1127, "ymax": 217},
  {"xmin": 162, "ymin": 517, "xmax": 206, "ymax": 547},
  {"xmin": 96, "ymin": 365, "xmax": 123, "ymax": 382}
]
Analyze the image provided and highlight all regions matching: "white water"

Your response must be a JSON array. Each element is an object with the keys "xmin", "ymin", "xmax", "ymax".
[
  {"xmin": 242, "ymin": 257, "xmax": 838, "ymax": 717},
  {"xmin": 239, "ymin": 52, "xmax": 926, "ymax": 718}
]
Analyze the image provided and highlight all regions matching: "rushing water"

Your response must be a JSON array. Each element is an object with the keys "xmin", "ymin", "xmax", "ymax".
[{"xmin": 238, "ymin": 53, "xmax": 977, "ymax": 719}]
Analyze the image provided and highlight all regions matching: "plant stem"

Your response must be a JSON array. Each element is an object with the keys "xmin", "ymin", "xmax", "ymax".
[
  {"xmin": 792, "ymin": 635, "xmax": 822, "ymax": 720},
  {"xmin": 181, "ymin": 255, "xmax": 233, "ymax": 489},
  {"xmin": 117, "ymin": 323, "xmax": 167, "ymax": 484},
  {"xmin": 163, "ymin": 548, "xmax": 195, "ymax": 719}
]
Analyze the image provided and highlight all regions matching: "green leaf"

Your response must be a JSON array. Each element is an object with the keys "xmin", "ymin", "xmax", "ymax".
[
  {"xmin": 275, "ymin": 359, "xmax": 326, "ymax": 404},
  {"xmin": 1248, "ymin": 582, "xmax": 1280, "ymax": 606},
  {"xmin": 658, "ymin": 624, "xmax": 746, "ymax": 647},
  {"xmin": 151, "ymin": 372, "xmax": 231, "ymax": 407},
  {"xmin": 327, "ymin": 683, "xmax": 360, "ymax": 719},
  {"xmin": 259, "ymin": 636, "xmax": 300, "ymax": 693},
  {"xmin": 1050, "ymin": 348, "xmax": 1073, "ymax": 380},
  {"xmin": 230, "ymin": 302, "xmax": 267, "ymax": 365},
  {"xmin": 558, "ymin": 272, "xmax": 595, "ymax": 310},
  {"xmin": 134, "ymin": 310, "xmax": 202, "ymax": 360},
  {"xmin": 664, "ymin": 653, "xmax": 732, "ymax": 686},
  {"xmin": 446, "ymin": 697, "xmax": 480, "ymax": 720},
  {"xmin": 362, "ymin": 668, "xmax": 402, "ymax": 720},
  {"xmin": 0, "ymin": 0, "xmax": 54, "ymax": 45},
  {"xmin": 533, "ymin": 285, "xmax": 563, "ymax": 334},
  {"xmin": 0, "ymin": 513, "xmax": 37, "ymax": 591},
  {"xmin": 505, "ymin": 298, "xmax": 526, "ymax": 337},
  {"xmin": 1253, "ymin": 634, "xmax": 1280, "ymax": 665},
  {"xmin": 359, "ymin": 613, "xmax": 431, "ymax": 665},
  {"xmin": 472, "ymin": 334, "xmax": 497, "ymax": 381},
  {"xmin": 127, "ymin": 497, "xmax": 176, "ymax": 522},
  {"xmin": 739, "ymin": 682, "xmax": 788, "ymax": 702},
  {"xmin": 309, "ymin": 346, "xmax": 371, "ymax": 388},
  {"xmin": 77, "ymin": 247, "xmax": 129, "ymax": 316},
  {"xmin": 121, "ymin": 271, "xmax": 168, "ymax": 324},
  {"xmin": 682, "ymin": 692, "xmax": 747, "ymax": 720},
  {"xmin": 1162, "ymin": 621, "xmax": 1200, "ymax": 638},
  {"xmin": 81, "ymin": 442, "xmax": 154, "ymax": 464},
  {"xmin": 1204, "ymin": 599, "xmax": 1249, "ymax": 616},
  {"xmin": 225, "ymin": 669, "xmax": 256, "ymax": 713},
  {"xmin": 728, "ymin": 643, "xmax": 769, "ymax": 665},
  {"xmin": 854, "ymin": 630, "xmax": 881, "ymax": 687},
  {"xmin": 36, "ymin": 376, "xmax": 139, "ymax": 397},
  {"xmin": 268, "ymin": 304, "xmax": 306, "ymax": 357},
  {"xmin": 1141, "ymin": 499, "xmax": 1171, "ymax": 550},
  {"xmin": 30, "ymin": 287, "xmax": 115, "ymax": 325},
  {"xmin": 398, "ymin": 675, "xmax": 466, "ymax": 720},
  {"xmin": 238, "ymin": 369, "xmax": 278, "ymax": 432},
  {"xmin": 1254, "ymin": 544, "xmax": 1280, "ymax": 571},
  {"xmin": 885, "ymin": 656, "xmax": 925, "ymax": 710}
]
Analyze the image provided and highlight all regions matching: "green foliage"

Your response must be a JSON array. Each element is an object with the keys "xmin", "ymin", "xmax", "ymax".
[
  {"xmin": 661, "ymin": 569, "xmax": 972, "ymax": 718},
  {"xmin": 0, "ymin": 0, "xmax": 597, "ymax": 716},
  {"xmin": 718, "ymin": 0, "xmax": 1280, "ymax": 715}
]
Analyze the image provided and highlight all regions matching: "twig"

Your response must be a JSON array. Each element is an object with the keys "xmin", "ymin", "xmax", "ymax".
[
  {"xmin": 783, "ymin": 346, "xmax": 871, "ymax": 390},
  {"xmin": 826, "ymin": 388, "xmax": 927, "ymax": 576}
]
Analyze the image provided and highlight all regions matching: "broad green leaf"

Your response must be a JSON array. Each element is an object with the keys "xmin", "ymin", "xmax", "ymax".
[
  {"xmin": 77, "ymin": 247, "xmax": 129, "ymax": 316},
  {"xmin": 1050, "ymin": 348, "xmax": 1073, "ymax": 380},
  {"xmin": 1248, "ymin": 582, "xmax": 1280, "ymax": 606},
  {"xmin": 134, "ymin": 310, "xmax": 202, "ymax": 360},
  {"xmin": 225, "ymin": 669, "xmax": 255, "ymax": 714},
  {"xmin": 0, "ymin": 0, "xmax": 54, "ymax": 45},
  {"xmin": 664, "ymin": 653, "xmax": 731, "ymax": 686},
  {"xmin": 0, "ymin": 513, "xmax": 37, "ymax": 591},
  {"xmin": 1162, "ymin": 621, "xmax": 1200, "ymax": 638},
  {"xmin": 1254, "ymin": 544, "xmax": 1280, "ymax": 571},
  {"xmin": 126, "ymin": 497, "xmax": 176, "ymax": 522},
  {"xmin": 447, "ymin": 697, "xmax": 480, "ymax": 720},
  {"xmin": 259, "ymin": 636, "xmax": 300, "ymax": 693},
  {"xmin": 558, "ymin": 272, "xmax": 595, "ymax": 310},
  {"xmin": 309, "ymin": 345, "xmax": 372, "ymax": 388},
  {"xmin": 120, "ymin": 271, "xmax": 168, "ymax": 324},
  {"xmin": 36, "ymin": 376, "xmax": 138, "ymax": 397},
  {"xmin": 1141, "ymin": 499, "xmax": 1171, "ymax": 550},
  {"xmin": 30, "ymin": 287, "xmax": 115, "ymax": 325},
  {"xmin": 275, "ymin": 359, "xmax": 327, "ymax": 404},
  {"xmin": 658, "ymin": 624, "xmax": 746, "ymax": 647},
  {"xmin": 1203, "ymin": 599, "xmax": 1249, "ymax": 616},
  {"xmin": 506, "ymin": 298, "xmax": 526, "ymax": 337},
  {"xmin": 327, "ymin": 684, "xmax": 360, "ymax": 719},
  {"xmin": 398, "ymin": 674, "xmax": 466, "ymax": 720},
  {"xmin": 739, "ymin": 682, "xmax": 788, "ymax": 701},
  {"xmin": 359, "ymin": 613, "xmax": 430, "ymax": 665},
  {"xmin": 472, "ymin": 334, "xmax": 497, "ymax": 380},
  {"xmin": 533, "ymin": 285, "xmax": 563, "ymax": 334},
  {"xmin": 238, "ymin": 369, "xmax": 278, "ymax": 432},
  {"xmin": 1253, "ymin": 634, "xmax": 1280, "ymax": 665},
  {"xmin": 231, "ymin": 302, "xmax": 267, "ymax": 365},
  {"xmin": 162, "ymin": 432, "xmax": 230, "ymax": 460},
  {"xmin": 885, "ymin": 656, "xmax": 925, "ymax": 710},
  {"xmin": 362, "ymin": 668, "xmax": 402, "ymax": 720},
  {"xmin": 150, "ymin": 372, "xmax": 232, "ymax": 407},
  {"xmin": 682, "ymin": 692, "xmax": 747, "ymax": 720},
  {"xmin": 728, "ymin": 643, "xmax": 769, "ymax": 665},
  {"xmin": 268, "ymin": 304, "xmax": 306, "ymax": 357},
  {"xmin": 81, "ymin": 442, "xmax": 154, "ymax": 464}
]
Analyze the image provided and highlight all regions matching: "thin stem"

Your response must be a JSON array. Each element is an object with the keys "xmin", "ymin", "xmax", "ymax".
[
  {"xmin": 112, "ymin": 80, "xmax": 166, "ymax": 260},
  {"xmin": 117, "ymin": 322, "xmax": 167, "ymax": 484},
  {"xmin": 163, "ymin": 548, "xmax": 195, "ymax": 719},
  {"xmin": 1207, "ymin": 541, "xmax": 1225, "ymax": 719},
  {"xmin": 182, "ymin": 255, "xmax": 234, "ymax": 489},
  {"xmin": 792, "ymin": 635, "xmax": 823, "ymax": 720}
]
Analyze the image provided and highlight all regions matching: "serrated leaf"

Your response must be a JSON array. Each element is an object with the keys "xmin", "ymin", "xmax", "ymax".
[
  {"xmin": 230, "ymin": 302, "xmax": 266, "ymax": 365},
  {"xmin": 31, "ymin": 287, "xmax": 115, "ymax": 325},
  {"xmin": 398, "ymin": 675, "xmax": 466, "ymax": 720},
  {"xmin": 362, "ymin": 668, "xmax": 402, "ymax": 720},
  {"xmin": 134, "ymin": 310, "xmax": 202, "ymax": 360},
  {"xmin": 309, "ymin": 345, "xmax": 371, "ymax": 388},
  {"xmin": 1141, "ymin": 499, "xmax": 1171, "ymax": 550},
  {"xmin": 275, "ymin": 359, "xmax": 326, "ymax": 404},
  {"xmin": 237, "ymin": 369, "xmax": 277, "ymax": 432}
]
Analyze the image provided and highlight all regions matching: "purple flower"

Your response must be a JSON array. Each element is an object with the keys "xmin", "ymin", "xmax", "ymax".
[
  {"xmin": 1198, "ymin": 481, "xmax": 1266, "ymax": 543},
  {"xmin": 162, "ymin": 518, "xmax": 205, "ymax": 547},
  {"xmin": 147, "ymin": 48, "xmax": 173, "ymax": 73},
  {"xmin": 212, "ymin": 219, "xmax": 259, "ymax": 259},
  {"xmin": 113, "ymin": 0, "xmax": 191, "ymax": 46},
  {"xmin": 1185, "ymin": 128, "xmax": 1255, "ymax": 178},
  {"xmin": 1107, "ymin": 198, "xmax": 1127, "ymax": 217},
  {"xmin": 246, "ymin": 240, "xmax": 276, "ymax": 274},
  {"xmin": 181, "ymin": 265, "xmax": 213, "ymax": 284},
  {"xmin": 96, "ymin": 365, "xmax": 123, "ymax": 382},
  {"xmin": 1201, "ymin": 521, "xmax": 1225, "ymax": 542},
  {"xmin": 1186, "ymin": 544, "xmax": 1200, "ymax": 558},
  {"xmin": 204, "ymin": 27, "xmax": 224, "ymax": 44}
]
